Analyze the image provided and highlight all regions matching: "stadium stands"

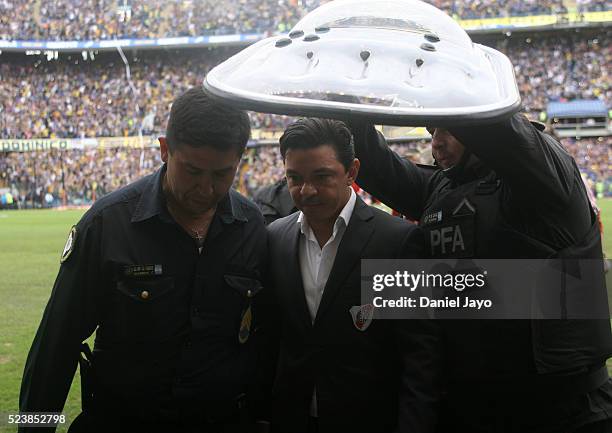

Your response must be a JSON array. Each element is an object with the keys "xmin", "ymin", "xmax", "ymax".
[
  {"xmin": 0, "ymin": 0, "xmax": 317, "ymax": 41},
  {"xmin": 0, "ymin": 1, "xmax": 610, "ymax": 208},
  {"xmin": 577, "ymin": 0, "xmax": 611, "ymax": 12},
  {"xmin": 442, "ymin": 0, "xmax": 567, "ymax": 19},
  {"xmin": 0, "ymin": 47, "xmax": 297, "ymax": 140},
  {"xmin": 500, "ymin": 32, "xmax": 611, "ymax": 118},
  {"xmin": 1, "ymin": 136, "xmax": 608, "ymax": 210},
  {"xmin": 1, "ymin": 31, "xmax": 609, "ymax": 140},
  {"xmin": 564, "ymin": 136, "xmax": 611, "ymax": 191},
  {"xmin": 2, "ymin": 0, "xmax": 609, "ymax": 42},
  {"xmin": 0, "ymin": 147, "xmax": 161, "ymax": 208}
]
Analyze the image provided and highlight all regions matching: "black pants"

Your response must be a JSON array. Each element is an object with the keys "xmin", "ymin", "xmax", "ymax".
[
  {"xmin": 307, "ymin": 417, "xmax": 318, "ymax": 433},
  {"xmin": 68, "ymin": 411, "xmax": 252, "ymax": 433},
  {"xmin": 572, "ymin": 419, "xmax": 612, "ymax": 433}
]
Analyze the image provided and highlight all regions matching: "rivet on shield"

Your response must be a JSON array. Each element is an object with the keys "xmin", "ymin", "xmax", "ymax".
[
  {"xmin": 140, "ymin": 290, "xmax": 150, "ymax": 300},
  {"xmin": 304, "ymin": 34, "xmax": 320, "ymax": 42},
  {"xmin": 420, "ymin": 43, "xmax": 436, "ymax": 52},
  {"xmin": 289, "ymin": 30, "xmax": 304, "ymax": 39},
  {"xmin": 275, "ymin": 38, "xmax": 292, "ymax": 47}
]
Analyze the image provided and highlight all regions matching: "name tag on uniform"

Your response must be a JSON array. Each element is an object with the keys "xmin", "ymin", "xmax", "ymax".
[
  {"xmin": 422, "ymin": 210, "xmax": 443, "ymax": 225},
  {"xmin": 123, "ymin": 264, "xmax": 163, "ymax": 277}
]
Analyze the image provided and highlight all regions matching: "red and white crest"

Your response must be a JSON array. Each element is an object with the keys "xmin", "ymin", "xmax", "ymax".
[{"xmin": 349, "ymin": 304, "xmax": 375, "ymax": 331}]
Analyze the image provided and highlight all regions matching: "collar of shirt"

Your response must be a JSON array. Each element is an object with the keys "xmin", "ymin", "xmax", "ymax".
[
  {"xmin": 297, "ymin": 187, "xmax": 356, "ymax": 245},
  {"xmin": 131, "ymin": 164, "xmax": 248, "ymax": 225}
]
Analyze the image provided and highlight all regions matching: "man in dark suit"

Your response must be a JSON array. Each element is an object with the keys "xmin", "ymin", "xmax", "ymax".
[{"xmin": 267, "ymin": 118, "xmax": 440, "ymax": 433}]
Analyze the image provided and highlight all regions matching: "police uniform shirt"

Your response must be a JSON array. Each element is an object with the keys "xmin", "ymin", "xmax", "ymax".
[{"xmin": 19, "ymin": 164, "xmax": 268, "ymax": 424}]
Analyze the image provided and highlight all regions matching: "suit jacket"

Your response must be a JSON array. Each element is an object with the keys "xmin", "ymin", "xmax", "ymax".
[{"xmin": 267, "ymin": 196, "xmax": 440, "ymax": 433}]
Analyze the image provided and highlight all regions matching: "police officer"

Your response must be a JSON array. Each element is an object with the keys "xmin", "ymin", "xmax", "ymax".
[
  {"xmin": 351, "ymin": 114, "xmax": 612, "ymax": 433},
  {"xmin": 253, "ymin": 178, "xmax": 297, "ymax": 225},
  {"xmin": 19, "ymin": 88, "xmax": 271, "ymax": 433}
]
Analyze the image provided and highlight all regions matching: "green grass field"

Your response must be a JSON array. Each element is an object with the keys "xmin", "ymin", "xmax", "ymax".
[
  {"xmin": 0, "ymin": 200, "xmax": 611, "ymax": 432},
  {"xmin": 0, "ymin": 209, "xmax": 87, "ymax": 432}
]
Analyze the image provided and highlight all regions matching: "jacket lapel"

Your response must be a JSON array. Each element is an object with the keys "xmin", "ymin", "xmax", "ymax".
[{"xmin": 314, "ymin": 197, "xmax": 375, "ymax": 324}]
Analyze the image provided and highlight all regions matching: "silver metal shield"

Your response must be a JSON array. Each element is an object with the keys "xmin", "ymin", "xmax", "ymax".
[{"xmin": 204, "ymin": 0, "xmax": 521, "ymax": 126}]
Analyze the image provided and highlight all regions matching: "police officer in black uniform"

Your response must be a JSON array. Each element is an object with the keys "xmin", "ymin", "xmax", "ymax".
[
  {"xmin": 19, "ymin": 88, "xmax": 271, "ymax": 433},
  {"xmin": 253, "ymin": 178, "xmax": 297, "ymax": 225},
  {"xmin": 351, "ymin": 114, "xmax": 612, "ymax": 433}
]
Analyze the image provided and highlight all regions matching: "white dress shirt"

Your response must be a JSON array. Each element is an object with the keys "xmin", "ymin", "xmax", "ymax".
[{"xmin": 297, "ymin": 187, "xmax": 357, "ymax": 417}]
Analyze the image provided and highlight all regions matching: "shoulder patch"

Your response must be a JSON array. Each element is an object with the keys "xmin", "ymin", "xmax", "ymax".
[{"xmin": 60, "ymin": 226, "xmax": 77, "ymax": 264}]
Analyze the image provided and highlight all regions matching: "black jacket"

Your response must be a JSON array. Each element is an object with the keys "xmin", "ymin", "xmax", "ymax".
[
  {"xmin": 253, "ymin": 178, "xmax": 297, "ymax": 225},
  {"xmin": 267, "ymin": 197, "xmax": 440, "ymax": 433},
  {"xmin": 352, "ymin": 114, "xmax": 612, "ymax": 432},
  {"xmin": 19, "ymin": 165, "xmax": 270, "ymax": 432}
]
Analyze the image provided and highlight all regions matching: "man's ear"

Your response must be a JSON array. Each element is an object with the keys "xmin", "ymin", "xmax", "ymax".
[
  {"xmin": 159, "ymin": 137, "xmax": 169, "ymax": 163},
  {"xmin": 347, "ymin": 158, "xmax": 360, "ymax": 185}
]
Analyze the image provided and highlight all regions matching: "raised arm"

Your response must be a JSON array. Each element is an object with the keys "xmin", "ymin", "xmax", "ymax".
[
  {"xmin": 449, "ymin": 113, "xmax": 577, "ymax": 210},
  {"xmin": 350, "ymin": 121, "xmax": 433, "ymax": 221}
]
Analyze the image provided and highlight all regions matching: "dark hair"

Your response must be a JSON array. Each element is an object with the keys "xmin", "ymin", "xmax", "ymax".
[
  {"xmin": 279, "ymin": 118, "xmax": 355, "ymax": 170},
  {"xmin": 165, "ymin": 87, "xmax": 250, "ymax": 155}
]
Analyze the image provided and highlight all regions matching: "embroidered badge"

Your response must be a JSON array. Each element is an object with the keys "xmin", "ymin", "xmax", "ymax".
[
  {"xmin": 239, "ymin": 305, "xmax": 252, "ymax": 344},
  {"xmin": 349, "ymin": 304, "xmax": 375, "ymax": 331},
  {"xmin": 60, "ymin": 226, "xmax": 77, "ymax": 264},
  {"xmin": 452, "ymin": 198, "xmax": 476, "ymax": 216}
]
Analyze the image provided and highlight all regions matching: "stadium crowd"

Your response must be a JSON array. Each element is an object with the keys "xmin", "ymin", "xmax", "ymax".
[
  {"xmin": 0, "ymin": 147, "xmax": 161, "ymax": 208},
  {"xmin": 1, "ymin": 137, "xmax": 608, "ymax": 210},
  {"xmin": 0, "ymin": 141, "xmax": 433, "ymax": 209},
  {"xmin": 0, "ymin": 7, "xmax": 610, "ymax": 209},
  {"xmin": 0, "ymin": 31, "xmax": 609, "ymax": 140},
  {"xmin": 0, "ymin": 0, "xmax": 317, "ymax": 41},
  {"xmin": 501, "ymin": 33, "xmax": 611, "ymax": 117},
  {"xmin": 576, "ymin": 0, "xmax": 611, "ymax": 12},
  {"xmin": 1, "ymin": 0, "xmax": 609, "ymax": 42},
  {"xmin": 0, "ymin": 48, "xmax": 291, "ymax": 139},
  {"xmin": 428, "ymin": 0, "xmax": 567, "ymax": 19},
  {"xmin": 564, "ymin": 136, "xmax": 612, "ymax": 198}
]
